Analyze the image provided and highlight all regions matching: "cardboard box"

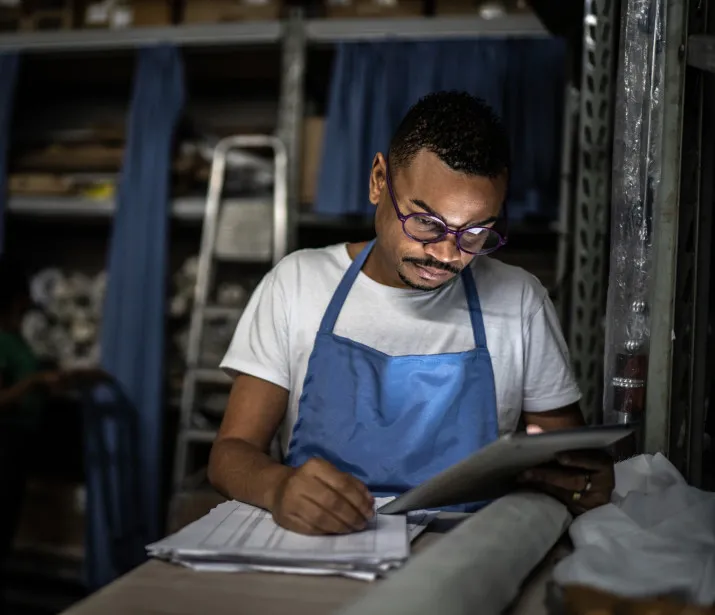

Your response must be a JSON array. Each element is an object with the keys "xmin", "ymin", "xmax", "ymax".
[
  {"xmin": 325, "ymin": 0, "xmax": 423, "ymax": 18},
  {"xmin": 132, "ymin": 0, "xmax": 172, "ymax": 25},
  {"xmin": 300, "ymin": 117, "xmax": 325, "ymax": 205},
  {"xmin": 183, "ymin": 0, "xmax": 281, "ymax": 23}
]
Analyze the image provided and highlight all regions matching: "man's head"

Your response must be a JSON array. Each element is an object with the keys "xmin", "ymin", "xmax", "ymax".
[
  {"xmin": 369, "ymin": 91, "xmax": 510, "ymax": 291},
  {"xmin": 0, "ymin": 257, "xmax": 31, "ymax": 332}
]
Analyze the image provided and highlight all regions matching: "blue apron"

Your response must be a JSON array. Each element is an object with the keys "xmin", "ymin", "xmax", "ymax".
[{"xmin": 285, "ymin": 240, "xmax": 499, "ymax": 512}]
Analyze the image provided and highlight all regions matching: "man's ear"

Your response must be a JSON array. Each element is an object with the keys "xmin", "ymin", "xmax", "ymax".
[{"xmin": 369, "ymin": 153, "xmax": 386, "ymax": 206}]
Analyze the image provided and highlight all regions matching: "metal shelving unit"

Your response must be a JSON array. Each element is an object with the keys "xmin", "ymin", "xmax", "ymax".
[
  {"xmin": 3, "ymin": 12, "xmax": 550, "ymax": 246},
  {"xmin": 0, "ymin": 21, "xmax": 281, "ymax": 52},
  {"xmin": 0, "ymin": 15, "xmax": 547, "ymax": 53},
  {"xmin": 305, "ymin": 13, "xmax": 547, "ymax": 41},
  {"xmin": 7, "ymin": 195, "xmax": 274, "ymax": 221}
]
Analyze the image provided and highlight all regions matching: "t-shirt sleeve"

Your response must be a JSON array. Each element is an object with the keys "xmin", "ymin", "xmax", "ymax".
[
  {"xmin": 522, "ymin": 294, "xmax": 582, "ymax": 413},
  {"xmin": 219, "ymin": 267, "xmax": 291, "ymax": 390}
]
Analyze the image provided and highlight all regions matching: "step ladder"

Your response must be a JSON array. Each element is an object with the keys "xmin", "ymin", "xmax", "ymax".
[{"xmin": 172, "ymin": 135, "xmax": 288, "ymax": 495}]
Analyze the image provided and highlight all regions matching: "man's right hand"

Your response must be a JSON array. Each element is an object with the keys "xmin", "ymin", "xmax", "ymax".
[{"xmin": 271, "ymin": 458, "xmax": 375, "ymax": 535}]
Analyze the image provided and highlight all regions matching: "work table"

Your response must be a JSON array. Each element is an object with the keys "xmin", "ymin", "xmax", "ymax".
[{"xmin": 60, "ymin": 513, "xmax": 566, "ymax": 615}]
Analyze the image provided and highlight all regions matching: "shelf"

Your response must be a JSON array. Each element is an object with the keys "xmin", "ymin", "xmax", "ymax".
[
  {"xmin": 305, "ymin": 14, "xmax": 548, "ymax": 42},
  {"xmin": 0, "ymin": 14, "xmax": 548, "ymax": 53},
  {"xmin": 7, "ymin": 195, "xmax": 273, "ymax": 221},
  {"xmin": 0, "ymin": 21, "xmax": 282, "ymax": 53}
]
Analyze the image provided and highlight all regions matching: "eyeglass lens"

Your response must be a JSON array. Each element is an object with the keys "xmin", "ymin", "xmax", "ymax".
[{"xmin": 404, "ymin": 215, "xmax": 501, "ymax": 254}]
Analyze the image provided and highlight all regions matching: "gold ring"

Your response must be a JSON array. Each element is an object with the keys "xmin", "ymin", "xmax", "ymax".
[{"xmin": 572, "ymin": 491, "xmax": 582, "ymax": 502}]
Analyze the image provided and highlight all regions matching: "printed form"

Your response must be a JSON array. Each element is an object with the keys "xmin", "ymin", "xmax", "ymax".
[{"xmin": 148, "ymin": 499, "xmax": 437, "ymax": 580}]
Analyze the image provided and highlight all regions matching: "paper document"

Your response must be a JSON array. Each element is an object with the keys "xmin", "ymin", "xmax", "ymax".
[{"xmin": 147, "ymin": 499, "xmax": 435, "ymax": 581}]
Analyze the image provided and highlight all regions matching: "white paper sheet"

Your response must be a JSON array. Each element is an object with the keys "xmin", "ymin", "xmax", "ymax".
[{"xmin": 148, "ymin": 499, "xmax": 437, "ymax": 581}]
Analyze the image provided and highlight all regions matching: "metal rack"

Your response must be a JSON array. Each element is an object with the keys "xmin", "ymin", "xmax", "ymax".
[
  {"xmin": 0, "ymin": 14, "xmax": 547, "ymax": 53},
  {"xmin": 4, "ymin": 12, "xmax": 548, "ymax": 252},
  {"xmin": 567, "ymin": 0, "xmax": 618, "ymax": 424},
  {"xmin": 651, "ymin": 0, "xmax": 713, "ymax": 486},
  {"xmin": 598, "ymin": 0, "xmax": 713, "ymax": 486}
]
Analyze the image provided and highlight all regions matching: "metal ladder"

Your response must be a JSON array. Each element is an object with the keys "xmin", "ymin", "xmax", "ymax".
[{"xmin": 172, "ymin": 135, "xmax": 288, "ymax": 494}]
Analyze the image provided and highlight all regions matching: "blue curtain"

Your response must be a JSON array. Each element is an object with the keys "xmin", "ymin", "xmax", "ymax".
[
  {"xmin": 315, "ymin": 39, "xmax": 566, "ymax": 222},
  {"xmin": 0, "ymin": 51, "xmax": 20, "ymax": 255},
  {"xmin": 90, "ymin": 45, "xmax": 185, "ymax": 589}
]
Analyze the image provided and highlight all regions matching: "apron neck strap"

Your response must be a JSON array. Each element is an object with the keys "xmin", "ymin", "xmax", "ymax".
[
  {"xmin": 460, "ymin": 266, "xmax": 488, "ymax": 349},
  {"xmin": 318, "ymin": 240, "xmax": 375, "ymax": 334},
  {"xmin": 319, "ymin": 240, "xmax": 488, "ymax": 350}
]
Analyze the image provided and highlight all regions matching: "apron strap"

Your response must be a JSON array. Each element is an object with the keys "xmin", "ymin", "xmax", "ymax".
[
  {"xmin": 319, "ymin": 239, "xmax": 488, "ymax": 351},
  {"xmin": 318, "ymin": 239, "xmax": 376, "ymax": 334},
  {"xmin": 460, "ymin": 266, "xmax": 488, "ymax": 349}
]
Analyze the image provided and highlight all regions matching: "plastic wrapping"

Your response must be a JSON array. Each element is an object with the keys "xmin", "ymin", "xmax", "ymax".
[{"xmin": 604, "ymin": 0, "xmax": 665, "ymax": 438}]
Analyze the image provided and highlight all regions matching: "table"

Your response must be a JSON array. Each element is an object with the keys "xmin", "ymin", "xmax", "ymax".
[{"xmin": 60, "ymin": 516, "xmax": 564, "ymax": 615}]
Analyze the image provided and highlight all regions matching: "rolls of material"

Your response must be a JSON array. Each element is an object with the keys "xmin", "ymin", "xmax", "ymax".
[
  {"xmin": 23, "ymin": 268, "xmax": 106, "ymax": 368},
  {"xmin": 337, "ymin": 493, "xmax": 572, "ymax": 615}
]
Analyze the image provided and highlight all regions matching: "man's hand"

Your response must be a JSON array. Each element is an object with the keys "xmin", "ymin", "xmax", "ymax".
[
  {"xmin": 518, "ymin": 424, "xmax": 615, "ymax": 514},
  {"xmin": 271, "ymin": 458, "xmax": 375, "ymax": 535}
]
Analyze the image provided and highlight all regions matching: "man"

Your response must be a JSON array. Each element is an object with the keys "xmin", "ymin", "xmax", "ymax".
[{"xmin": 209, "ymin": 91, "xmax": 614, "ymax": 535}]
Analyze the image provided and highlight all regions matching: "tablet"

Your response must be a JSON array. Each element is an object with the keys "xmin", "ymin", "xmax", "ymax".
[{"xmin": 377, "ymin": 424, "xmax": 634, "ymax": 514}]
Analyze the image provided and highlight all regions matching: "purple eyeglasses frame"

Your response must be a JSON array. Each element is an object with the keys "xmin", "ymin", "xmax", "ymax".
[{"xmin": 384, "ymin": 157, "xmax": 508, "ymax": 256}]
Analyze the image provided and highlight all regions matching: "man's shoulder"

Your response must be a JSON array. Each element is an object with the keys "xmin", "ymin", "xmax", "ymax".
[
  {"xmin": 268, "ymin": 244, "xmax": 348, "ymax": 291},
  {"xmin": 471, "ymin": 257, "xmax": 548, "ymax": 310},
  {"xmin": 274, "ymin": 243, "xmax": 346, "ymax": 273}
]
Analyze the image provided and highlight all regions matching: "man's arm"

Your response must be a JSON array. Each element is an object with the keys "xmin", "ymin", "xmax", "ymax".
[
  {"xmin": 522, "ymin": 402, "xmax": 585, "ymax": 431},
  {"xmin": 208, "ymin": 374, "xmax": 374, "ymax": 534},
  {"xmin": 207, "ymin": 374, "xmax": 292, "ymax": 512}
]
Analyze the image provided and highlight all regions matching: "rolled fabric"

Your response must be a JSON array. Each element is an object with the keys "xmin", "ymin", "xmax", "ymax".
[
  {"xmin": 337, "ymin": 493, "xmax": 571, "ymax": 615},
  {"xmin": 30, "ymin": 268, "xmax": 63, "ymax": 308}
]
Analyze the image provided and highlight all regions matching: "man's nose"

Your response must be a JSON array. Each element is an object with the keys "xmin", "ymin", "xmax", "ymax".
[{"xmin": 423, "ymin": 234, "xmax": 462, "ymax": 264}]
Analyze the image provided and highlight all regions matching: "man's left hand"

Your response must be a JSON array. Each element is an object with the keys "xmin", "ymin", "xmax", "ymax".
[{"xmin": 518, "ymin": 426, "xmax": 615, "ymax": 514}]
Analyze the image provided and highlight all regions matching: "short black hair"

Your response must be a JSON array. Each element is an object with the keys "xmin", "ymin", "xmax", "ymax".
[
  {"xmin": 0, "ymin": 257, "xmax": 30, "ymax": 312},
  {"xmin": 388, "ymin": 91, "xmax": 510, "ymax": 178}
]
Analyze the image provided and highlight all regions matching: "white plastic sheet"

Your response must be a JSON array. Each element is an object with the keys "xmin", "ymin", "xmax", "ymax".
[{"xmin": 553, "ymin": 454, "xmax": 715, "ymax": 606}]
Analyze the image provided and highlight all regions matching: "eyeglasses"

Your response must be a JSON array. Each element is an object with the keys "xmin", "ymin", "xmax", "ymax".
[{"xmin": 385, "ymin": 158, "xmax": 507, "ymax": 256}]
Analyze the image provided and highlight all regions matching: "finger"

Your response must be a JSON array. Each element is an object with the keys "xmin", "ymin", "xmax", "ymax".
[
  {"xmin": 519, "ymin": 481, "xmax": 589, "ymax": 515},
  {"xmin": 308, "ymin": 463, "xmax": 374, "ymax": 519},
  {"xmin": 520, "ymin": 466, "xmax": 589, "ymax": 493},
  {"xmin": 297, "ymin": 492, "xmax": 359, "ymax": 534},
  {"xmin": 276, "ymin": 512, "xmax": 324, "ymax": 536},
  {"xmin": 555, "ymin": 450, "xmax": 614, "ymax": 471},
  {"xmin": 304, "ymin": 477, "xmax": 369, "ymax": 531}
]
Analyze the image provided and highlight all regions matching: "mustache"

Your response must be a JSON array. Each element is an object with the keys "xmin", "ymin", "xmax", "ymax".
[{"xmin": 402, "ymin": 257, "xmax": 462, "ymax": 275}]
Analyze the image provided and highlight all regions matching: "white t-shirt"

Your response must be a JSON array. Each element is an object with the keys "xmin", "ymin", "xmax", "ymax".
[{"xmin": 221, "ymin": 243, "xmax": 582, "ymax": 454}]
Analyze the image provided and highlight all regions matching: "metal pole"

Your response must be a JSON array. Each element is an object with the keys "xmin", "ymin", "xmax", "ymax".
[
  {"xmin": 277, "ymin": 10, "xmax": 306, "ymax": 254},
  {"xmin": 644, "ymin": 0, "xmax": 688, "ymax": 457},
  {"xmin": 569, "ymin": 0, "xmax": 619, "ymax": 424}
]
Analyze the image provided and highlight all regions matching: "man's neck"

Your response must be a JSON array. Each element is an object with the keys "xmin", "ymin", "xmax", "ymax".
[{"xmin": 345, "ymin": 241, "xmax": 407, "ymax": 289}]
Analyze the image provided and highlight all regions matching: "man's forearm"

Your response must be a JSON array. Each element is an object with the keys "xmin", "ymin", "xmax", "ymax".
[{"xmin": 207, "ymin": 438, "xmax": 294, "ymax": 512}]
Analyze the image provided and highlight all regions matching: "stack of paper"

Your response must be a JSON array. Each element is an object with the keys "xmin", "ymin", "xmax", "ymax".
[{"xmin": 147, "ymin": 499, "xmax": 437, "ymax": 581}]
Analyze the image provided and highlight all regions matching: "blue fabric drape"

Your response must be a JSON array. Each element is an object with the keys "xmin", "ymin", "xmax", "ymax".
[
  {"xmin": 315, "ymin": 39, "xmax": 566, "ymax": 222},
  {"xmin": 82, "ymin": 380, "xmax": 145, "ymax": 591},
  {"xmin": 0, "ymin": 51, "xmax": 20, "ymax": 255},
  {"xmin": 92, "ymin": 45, "xmax": 185, "ymax": 589}
]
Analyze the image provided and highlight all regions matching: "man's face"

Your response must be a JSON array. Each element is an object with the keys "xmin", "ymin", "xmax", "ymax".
[{"xmin": 369, "ymin": 149, "xmax": 508, "ymax": 291}]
